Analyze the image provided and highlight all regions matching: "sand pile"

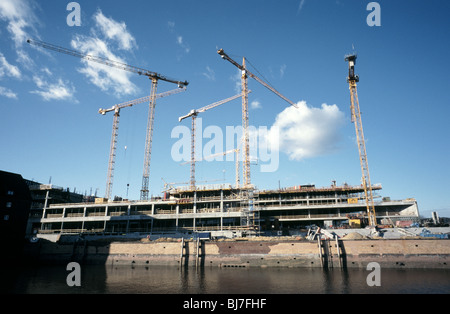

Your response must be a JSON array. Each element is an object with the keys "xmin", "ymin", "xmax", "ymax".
[{"xmin": 342, "ymin": 232, "xmax": 368, "ymax": 240}]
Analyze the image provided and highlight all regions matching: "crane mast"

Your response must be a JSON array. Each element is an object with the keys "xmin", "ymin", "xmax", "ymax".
[
  {"xmin": 241, "ymin": 57, "xmax": 251, "ymax": 188},
  {"xmin": 140, "ymin": 77, "xmax": 158, "ymax": 200},
  {"xmin": 179, "ymin": 92, "xmax": 245, "ymax": 189},
  {"xmin": 345, "ymin": 54, "xmax": 377, "ymax": 227},
  {"xmin": 105, "ymin": 107, "xmax": 120, "ymax": 201},
  {"xmin": 100, "ymin": 87, "xmax": 186, "ymax": 200},
  {"xmin": 27, "ymin": 39, "xmax": 188, "ymax": 201},
  {"xmin": 217, "ymin": 49, "xmax": 297, "ymax": 188}
]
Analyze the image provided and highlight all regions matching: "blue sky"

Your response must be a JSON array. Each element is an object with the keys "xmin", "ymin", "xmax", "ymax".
[{"xmin": 1, "ymin": 0, "xmax": 449, "ymax": 218}]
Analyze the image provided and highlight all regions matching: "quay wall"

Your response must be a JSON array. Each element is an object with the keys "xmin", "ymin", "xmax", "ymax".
[{"xmin": 23, "ymin": 238, "xmax": 450, "ymax": 269}]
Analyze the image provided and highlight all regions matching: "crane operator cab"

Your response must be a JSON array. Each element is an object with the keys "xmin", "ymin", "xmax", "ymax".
[{"xmin": 345, "ymin": 54, "xmax": 359, "ymax": 83}]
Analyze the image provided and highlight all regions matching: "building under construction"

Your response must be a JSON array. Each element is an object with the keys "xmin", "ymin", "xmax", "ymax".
[
  {"xmin": 24, "ymin": 40, "xmax": 421, "ymax": 240},
  {"xmin": 27, "ymin": 182, "xmax": 419, "ymax": 239}
]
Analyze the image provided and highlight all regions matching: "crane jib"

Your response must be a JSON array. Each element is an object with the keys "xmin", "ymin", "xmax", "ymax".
[
  {"xmin": 27, "ymin": 38, "xmax": 188, "ymax": 87},
  {"xmin": 217, "ymin": 48, "xmax": 296, "ymax": 108}
]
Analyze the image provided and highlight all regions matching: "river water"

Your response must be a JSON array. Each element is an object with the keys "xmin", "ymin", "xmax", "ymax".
[{"xmin": 2, "ymin": 264, "xmax": 449, "ymax": 294}]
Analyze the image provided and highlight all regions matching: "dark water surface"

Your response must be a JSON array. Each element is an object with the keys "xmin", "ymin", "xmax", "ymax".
[{"xmin": 2, "ymin": 264, "xmax": 449, "ymax": 294}]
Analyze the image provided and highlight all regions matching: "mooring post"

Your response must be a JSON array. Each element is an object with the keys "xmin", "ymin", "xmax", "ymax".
[
  {"xmin": 317, "ymin": 237, "xmax": 323, "ymax": 268},
  {"xmin": 326, "ymin": 239, "xmax": 333, "ymax": 269},
  {"xmin": 195, "ymin": 237, "xmax": 200, "ymax": 269},
  {"xmin": 180, "ymin": 238, "xmax": 185, "ymax": 266},
  {"xmin": 335, "ymin": 236, "xmax": 341, "ymax": 268}
]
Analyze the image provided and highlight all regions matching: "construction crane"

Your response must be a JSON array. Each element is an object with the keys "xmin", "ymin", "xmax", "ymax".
[
  {"xmin": 181, "ymin": 148, "xmax": 241, "ymax": 189},
  {"xmin": 217, "ymin": 49, "xmax": 297, "ymax": 188},
  {"xmin": 26, "ymin": 39, "xmax": 188, "ymax": 86},
  {"xmin": 345, "ymin": 54, "xmax": 377, "ymax": 227},
  {"xmin": 27, "ymin": 39, "xmax": 189, "ymax": 201},
  {"xmin": 100, "ymin": 87, "xmax": 186, "ymax": 200},
  {"xmin": 205, "ymin": 149, "xmax": 240, "ymax": 189},
  {"xmin": 178, "ymin": 92, "xmax": 245, "ymax": 189}
]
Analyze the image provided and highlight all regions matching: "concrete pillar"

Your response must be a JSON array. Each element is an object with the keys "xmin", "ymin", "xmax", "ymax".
[
  {"xmin": 193, "ymin": 192, "xmax": 197, "ymax": 231},
  {"xmin": 193, "ymin": 191, "xmax": 197, "ymax": 214},
  {"xmin": 42, "ymin": 190, "xmax": 50, "ymax": 219},
  {"xmin": 176, "ymin": 204, "xmax": 179, "ymax": 231}
]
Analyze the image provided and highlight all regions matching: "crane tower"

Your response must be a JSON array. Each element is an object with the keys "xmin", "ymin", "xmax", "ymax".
[
  {"xmin": 26, "ymin": 39, "xmax": 188, "ymax": 201},
  {"xmin": 179, "ymin": 92, "xmax": 245, "ymax": 189},
  {"xmin": 345, "ymin": 54, "xmax": 377, "ymax": 226},
  {"xmin": 100, "ymin": 87, "xmax": 186, "ymax": 200},
  {"xmin": 217, "ymin": 49, "xmax": 297, "ymax": 188}
]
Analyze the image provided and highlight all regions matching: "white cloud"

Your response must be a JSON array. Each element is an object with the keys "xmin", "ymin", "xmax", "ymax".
[
  {"xmin": 279, "ymin": 64, "xmax": 286, "ymax": 78},
  {"xmin": 41, "ymin": 67, "xmax": 52, "ymax": 76},
  {"xmin": 0, "ymin": 52, "xmax": 21, "ymax": 78},
  {"xmin": 264, "ymin": 101, "xmax": 345, "ymax": 160},
  {"xmin": 168, "ymin": 21, "xmax": 190, "ymax": 55},
  {"xmin": 0, "ymin": 0, "xmax": 37, "ymax": 67},
  {"xmin": 176, "ymin": 36, "xmax": 190, "ymax": 53},
  {"xmin": 202, "ymin": 66, "xmax": 215, "ymax": 81},
  {"xmin": 231, "ymin": 69, "xmax": 242, "ymax": 93},
  {"xmin": 251, "ymin": 100, "xmax": 261, "ymax": 109},
  {"xmin": 31, "ymin": 75, "xmax": 76, "ymax": 102},
  {"xmin": 0, "ymin": 0, "xmax": 35, "ymax": 46},
  {"xmin": 70, "ymin": 11, "xmax": 139, "ymax": 97},
  {"xmin": 71, "ymin": 35, "xmax": 138, "ymax": 96},
  {"xmin": 0, "ymin": 86, "xmax": 17, "ymax": 99},
  {"xmin": 94, "ymin": 10, "xmax": 137, "ymax": 51},
  {"xmin": 297, "ymin": 0, "xmax": 306, "ymax": 15},
  {"xmin": 16, "ymin": 49, "xmax": 33, "ymax": 69}
]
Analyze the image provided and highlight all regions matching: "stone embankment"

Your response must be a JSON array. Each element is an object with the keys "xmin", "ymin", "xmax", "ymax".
[{"xmin": 24, "ymin": 232, "xmax": 450, "ymax": 269}]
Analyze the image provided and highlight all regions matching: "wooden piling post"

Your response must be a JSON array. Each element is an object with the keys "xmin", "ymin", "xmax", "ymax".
[{"xmin": 317, "ymin": 237, "xmax": 323, "ymax": 268}]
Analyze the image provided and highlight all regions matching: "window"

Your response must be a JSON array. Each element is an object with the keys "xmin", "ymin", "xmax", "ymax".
[
  {"xmin": 4, "ymin": 215, "xmax": 9, "ymax": 221},
  {"xmin": 7, "ymin": 190, "xmax": 14, "ymax": 196},
  {"xmin": 6, "ymin": 202, "xmax": 12, "ymax": 208}
]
